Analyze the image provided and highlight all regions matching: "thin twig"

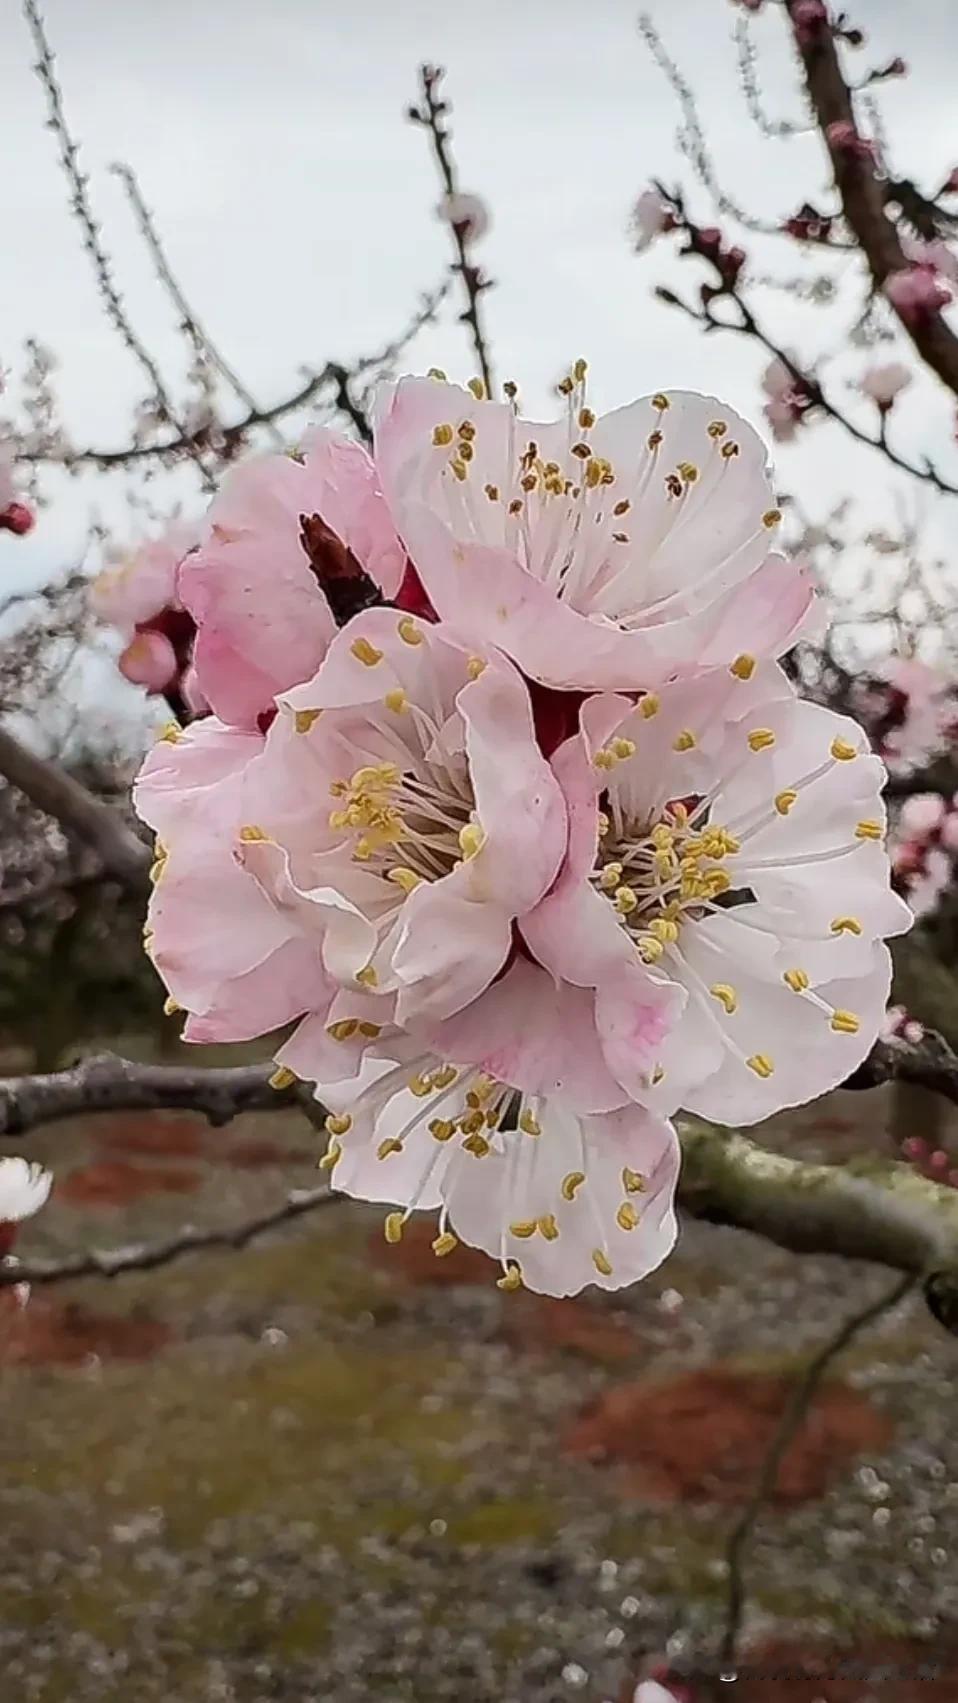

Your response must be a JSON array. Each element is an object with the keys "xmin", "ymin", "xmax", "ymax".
[
  {"xmin": 22, "ymin": 0, "xmax": 216, "ymax": 489},
  {"xmin": 0, "ymin": 727, "xmax": 149, "ymax": 894},
  {"xmin": 2, "ymin": 1186, "xmax": 338, "ymax": 1287},
  {"xmin": 414, "ymin": 66, "xmax": 495, "ymax": 397},
  {"xmin": 716, "ymin": 1270, "xmax": 916, "ymax": 1685},
  {"xmin": 109, "ymin": 160, "xmax": 281, "ymax": 445}
]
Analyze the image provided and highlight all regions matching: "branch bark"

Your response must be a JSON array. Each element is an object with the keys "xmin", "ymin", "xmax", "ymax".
[
  {"xmin": 5, "ymin": 1046, "xmax": 958, "ymax": 1328},
  {"xmin": 787, "ymin": 1, "xmax": 958, "ymax": 399},
  {"xmin": 0, "ymin": 727, "xmax": 149, "ymax": 893}
]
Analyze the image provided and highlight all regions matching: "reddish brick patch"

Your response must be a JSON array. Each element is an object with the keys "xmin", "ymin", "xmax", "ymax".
[
  {"xmin": 60, "ymin": 1160, "xmax": 201, "ymax": 1208},
  {"xmin": 0, "ymin": 1296, "xmax": 172, "ymax": 1366},
  {"xmin": 224, "ymin": 1139, "xmax": 312, "ymax": 1170},
  {"xmin": 368, "ymin": 1219, "xmax": 495, "ymax": 1285},
  {"xmin": 564, "ymin": 1368, "xmax": 893, "ymax": 1503},
  {"xmin": 620, "ymin": 1641, "xmax": 958, "ymax": 1701},
  {"xmin": 88, "ymin": 1112, "xmax": 206, "ymax": 1159},
  {"xmin": 501, "ymin": 1295, "xmax": 643, "ymax": 1364}
]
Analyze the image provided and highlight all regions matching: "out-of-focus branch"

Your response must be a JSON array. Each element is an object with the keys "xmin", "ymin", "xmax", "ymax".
[
  {"xmin": 0, "ymin": 727, "xmax": 149, "ymax": 893},
  {"xmin": 7, "ymin": 1046, "xmax": 958, "ymax": 1328},
  {"xmin": 1, "ymin": 1186, "xmax": 336, "ymax": 1288},
  {"xmin": 786, "ymin": 0, "xmax": 958, "ymax": 400},
  {"xmin": 25, "ymin": 281, "xmax": 449, "ymax": 470},
  {"xmin": 22, "ymin": 0, "xmax": 215, "ymax": 489},
  {"xmin": 109, "ymin": 161, "xmax": 280, "ymax": 443},
  {"xmin": 413, "ymin": 65, "xmax": 495, "ymax": 397}
]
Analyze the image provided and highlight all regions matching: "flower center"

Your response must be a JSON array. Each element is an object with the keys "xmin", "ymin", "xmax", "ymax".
[
  {"xmin": 593, "ymin": 796, "xmax": 746, "ymax": 964},
  {"xmin": 328, "ymin": 756, "xmax": 478, "ymax": 888}
]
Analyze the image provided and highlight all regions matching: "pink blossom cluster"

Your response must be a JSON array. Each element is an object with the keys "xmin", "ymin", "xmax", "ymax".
[
  {"xmin": 890, "ymin": 791, "xmax": 958, "ymax": 919},
  {"xmin": 851, "ymin": 657, "xmax": 958, "ymax": 780},
  {"xmin": 133, "ymin": 369, "xmax": 909, "ymax": 1296},
  {"xmin": 92, "ymin": 522, "xmax": 204, "ymax": 715},
  {"xmin": 761, "ymin": 357, "xmax": 813, "ymax": 442}
]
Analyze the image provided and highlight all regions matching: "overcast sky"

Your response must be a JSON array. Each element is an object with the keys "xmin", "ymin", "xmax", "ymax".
[{"xmin": 3, "ymin": 0, "xmax": 957, "ymax": 601}]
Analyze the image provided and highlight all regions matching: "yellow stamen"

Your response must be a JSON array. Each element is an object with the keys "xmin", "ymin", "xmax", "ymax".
[
  {"xmin": 350, "ymin": 636, "xmax": 383, "ymax": 667},
  {"xmin": 294, "ymin": 707, "xmax": 322, "ymax": 734},
  {"xmin": 327, "ymin": 1019, "xmax": 359, "ymax": 1041},
  {"xmin": 467, "ymin": 377, "xmax": 486, "ymax": 400},
  {"xmin": 163, "ymin": 996, "xmax": 182, "ymax": 1017},
  {"xmin": 622, "ymin": 1167, "xmax": 646, "ymax": 1194},
  {"xmin": 432, "ymin": 423, "xmax": 454, "ymax": 446},
  {"xmin": 830, "ymin": 737, "xmax": 858, "ymax": 761},
  {"xmin": 325, "ymin": 1113, "xmax": 352, "ymax": 1136},
  {"xmin": 158, "ymin": 722, "xmax": 180, "ymax": 743},
  {"xmin": 356, "ymin": 966, "xmax": 378, "ymax": 988},
  {"xmin": 616, "ymin": 1202, "xmax": 640, "ymax": 1232},
  {"xmin": 783, "ymin": 968, "xmax": 810, "ymax": 993},
  {"xmin": 377, "ymin": 1137, "xmax": 404, "ymax": 1160},
  {"xmin": 762, "ymin": 508, "xmax": 782, "ymax": 528},
  {"xmin": 651, "ymin": 392, "xmax": 670, "ymax": 411},
  {"xmin": 747, "ymin": 728, "xmax": 776, "ymax": 752},
  {"xmin": 855, "ymin": 819, "xmax": 883, "ymax": 841},
  {"xmin": 384, "ymin": 689, "xmax": 407, "ymax": 714},
  {"xmin": 318, "ymin": 1141, "xmax": 342, "ymax": 1172},
  {"xmin": 429, "ymin": 1119, "xmax": 456, "ymax": 1142},
  {"xmin": 730, "ymin": 653, "xmax": 756, "ymax": 680},
  {"xmin": 496, "ymin": 1263, "xmax": 522, "ymax": 1291},
  {"xmin": 594, "ymin": 748, "xmax": 616, "ymax": 770},
  {"xmin": 611, "ymin": 737, "xmax": 636, "ymax": 760},
  {"xmin": 268, "ymin": 1065, "xmax": 297, "ymax": 1090},
  {"xmin": 673, "ymin": 730, "xmax": 696, "ymax": 752},
  {"xmin": 466, "ymin": 656, "xmax": 486, "ymax": 680},
  {"xmin": 519, "ymin": 1109, "xmax": 541, "ymax": 1137},
  {"xmin": 709, "ymin": 983, "xmax": 738, "ymax": 1014},
  {"xmin": 383, "ymin": 1212, "xmax": 404, "ymax": 1244},
  {"xmin": 463, "ymin": 1132, "xmax": 491, "ymax": 1157},
  {"xmin": 561, "ymin": 1171, "xmax": 586, "ymax": 1201},
  {"xmin": 358, "ymin": 1021, "xmax": 381, "ymax": 1038},
  {"xmin": 387, "ymin": 867, "xmax": 422, "ymax": 895},
  {"xmin": 458, "ymin": 822, "xmax": 486, "ymax": 859},
  {"xmin": 775, "ymin": 789, "xmax": 798, "ymax": 816},
  {"xmin": 238, "ymin": 824, "xmax": 270, "ymax": 842},
  {"xmin": 830, "ymin": 915, "xmax": 862, "ymax": 936},
  {"xmin": 538, "ymin": 1214, "xmax": 560, "ymax": 1241},
  {"xmin": 509, "ymin": 1220, "xmax": 538, "ymax": 1240},
  {"xmin": 708, "ymin": 419, "xmax": 728, "ymax": 438},
  {"xmin": 599, "ymin": 862, "xmax": 623, "ymax": 891},
  {"xmin": 397, "ymin": 616, "xmax": 424, "ymax": 646},
  {"xmin": 830, "ymin": 1010, "xmax": 860, "ymax": 1035},
  {"xmin": 408, "ymin": 1074, "xmax": 434, "ymax": 1098},
  {"xmin": 648, "ymin": 917, "xmax": 679, "ymax": 943},
  {"xmin": 637, "ymin": 937, "xmax": 664, "ymax": 964},
  {"xmin": 746, "ymin": 1054, "xmax": 774, "ymax": 1078},
  {"xmin": 432, "ymin": 1232, "xmax": 458, "ymax": 1257},
  {"xmin": 614, "ymin": 886, "xmax": 638, "ymax": 915},
  {"xmin": 592, "ymin": 1249, "xmax": 613, "ymax": 1277}
]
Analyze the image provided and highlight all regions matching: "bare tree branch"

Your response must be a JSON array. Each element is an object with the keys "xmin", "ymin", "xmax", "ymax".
[
  {"xmin": 2, "ymin": 1185, "xmax": 337, "ymax": 1287},
  {"xmin": 413, "ymin": 65, "xmax": 495, "ymax": 398},
  {"xmin": 0, "ymin": 727, "xmax": 149, "ymax": 893},
  {"xmin": 715, "ymin": 1268, "xmax": 916, "ymax": 1690},
  {"xmin": 0, "ymin": 1053, "xmax": 301, "ymax": 1136},
  {"xmin": 787, "ymin": 0, "xmax": 958, "ymax": 400}
]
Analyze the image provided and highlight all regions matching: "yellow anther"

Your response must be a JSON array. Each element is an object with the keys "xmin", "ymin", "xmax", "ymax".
[
  {"xmin": 616, "ymin": 1202, "xmax": 640, "ymax": 1232},
  {"xmin": 467, "ymin": 377, "xmax": 486, "ymax": 400},
  {"xmin": 637, "ymin": 936, "xmax": 665, "ymax": 964},
  {"xmin": 509, "ymin": 1220, "xmax": 538, "ymax": 1240},
  {"xmin": 397, "ymin": 615, "xmax": 424, "ymax": 646},
  {"xmin": 701, "ymin": 869, "xmax": 731, "ymax": 897},
  {"xmin": 747, "ymin": 728, "xmax": 776, "ymax": 752},
  {"xmin": 377, "ymin": 1137, "xmax": 404, "ymax": 1160},
  {"xmin": 673, "ymin": 730, "xmax": 696, "ymax": 752},
  {"xmin": 592, "ymin": 1249, "xmax": 613, "ymax": 1277},
  {"xmin": 383, "ymin": 1212, "xmax": 404, "ymax": 1245},
  {"xmin": 458, "ymin": 441, "xmax": 474, "ymax": 463},
  {"xmin": 613, "ymin": 499, "xmax": 632, "ymax": 516},
  {"xmin": 358, "ymin": 1021, "xmax": 382, "ymax": 1038},
  {"xmin": 775, "ymin": 790, "xmax": 798, "ymax": 816},
  {"xmin": 458, "ymin": 419, "xmax": 476, "ymax": 441},
  {"xmin": 465, "ymin": 1081, "xmax": 493, "ymax": 1108},
  {"xmin": 429, "ymin": 1119, "xmax": 457, "ymax": 1142},
  {"xmin": 708, "ymin": 419, "xmax": 728, "ymax": 438},
  {"xmin": 384, "ymin": 689, "xmax": 407, "ymax": 714},
  {"xmin": 783, "ymin": 968, "xmax": 810, "ymax": 993},
  {"xmin": 584, "ymin": 458, "xmax": 605, "ymax": 489},
  {"xmin": 830, "ymin": 915, "xmax": 862, "ymax": 936},
  {"xmin": 709, "ymin": 983, "xmax": 738, "ymax": 1014},
  {"xmin": 762, "ymin": 508, "xmax": 782, "ymax": 529},
  {"xmin": 484, "ymin": 483, "xmax": 500, "ymax": 501},
  {"xmin": 651, "ymin": 1065, "xmax": 666, "ymax": 1086},
  {"xmin": 350, "ymin": 636, "xmax": 384, "ymax": 667},
  {"xmin": 855, "ymin": 819, "xmax": 883, "ymax": 841},
  {"xmin": 450, "ymin": 458, "xmax": 468, "ymax": 481},
  {"xmin": 721, "ymin": 441, "xmax": 741, "ymax": 460},
  {"xmin": 408, "ymin": 1074, "xmax": 434, "ymax": 1098},
  {"xmin": 458, "ymin": 822, "xmax": 486, "ymax": 859},
  {"xmin": 432, "ymin": 423, "xmax": 454, "ymax": 446},
  {"xmin": 496, "ymin": 1263, "xmax": 523, "ymax": 1291},
  {"xmin": 327, "ymin": 1019, "xmax": 359, "ymax": 1042},
  {"xmin": 519, "ymin": 1108, "xmax": 541, "ymax": 1137},
  {"xmin": 431, "ymin": 1065, "xmax": 459, "ymax": 1090},
  {"xmin": 319, "ymin": 1140, "xmax": 342, "ymax": 1172},
  {"xmin": 648, "ymin": 429, "xmax": 664, "ymax": 451},
  {"xmin": 356, "ymin": 965, "xmax": 378, "ymax": 989},
  {"xmin": 388, "ymin": 867, "xmax": 423, "ymax": 895},
  {"xmin": 830, "ymin": 737, "xmax": 858, "ymax": 761},
  {"xmin": 503, "ymin": 380, "xmax": 518, "ymax": 399},
  {"xmin": 158, "ymin": 721, "xmax": 181, "ymax": 743},
  {"xmin": 648, "ymin": 917, "xmax": 679, "ymax": 944},
  {"xmin": 460, "ymin": 1109, "xmax": 486, "ymax": 1136},
  {"xmin": 730, "ymin": 653, "xmax": 756, "ymax": 680},
  {"xmin": 830, "ymin": 1009, "xmax": 861, "ymax": 1035},
  {"xmin": 614, "ymin": 886, "xmax": 639, "ymax": 915},
  {"xmin": 463, "ymin": 1132, "xmax": 491, "ymax": 1158},
  {"xmin": 163, "ymin": 996, "xmax": 182, "ymax": 1017},
  {"xmin": 572, "ymin": 358, "xmax": 589, "ymax": 382},
  {"xmin": 599, "ymin": 862, "xmax": 623, "ymax": 891},
  {"xmin": 432, "ymin": 1231, "xmax": 458, "ymax": 1258},
  {"xmin": 677, "ymin": 461, "xmax": 699, "ymax": 483},
  {"xmin": 325, "ymin": 1113, "xmax": 352, "ymax": 1136},
  {"xmin": 611, "ymin": 737, "xmax": 636, "ymax": 760},
  {"xmin": 428, "ymin": 367, "xmax": 448, "ymax": 381},
  {"xmin": 622, "ymin": 1166, "xmax": 647, "ymax": 1194},
  {"xmin": 578, "ymin": 406, "xmax": 596, "ymax": 429},
  {"xmin": 746, "ymin": 1054, "xmax": 774, "ymax": 1079},
  {"xmin": 238, "ymin": 824, "xmax": 270, "ymax": 842},
  {"xmin": 268, "ymin": 1064, "xmax": 297, "ymax": 1090},
  {"xmin": 651, "ymin": 392, "xmax": 670, "ymax": 411},
  {"xmin": 597, "ymin": 811, "xmax": 610, "ymax": 837},
  {"xmin": 520, "ymin": 471, "xmax": 539, "ymax": 492},
  {"xmin": 466, "ymin": 656, "xmax": 486, "ymax": 680},
  {"xmin": 294, "ymin": 707, "xmax": 322, "ymax": 734},
  {"xmin": 557, "ymin": 375, "xmax": 575, "ymax": 396},
  {"xmin": 537, "ymin": 1214, "xmax": 560, "ymax": 1242},
  {"xmin": 594, "ymin": 747, "xmax": 616, "ymax": 770},
  {"xmin": 561, "ymin": 1171, "xmax": 586, "ymax": 1202}
]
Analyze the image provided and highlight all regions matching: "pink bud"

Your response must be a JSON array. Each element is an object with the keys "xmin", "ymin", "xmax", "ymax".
[
  {"xmin": 826, "ymin": 120, "xmax": 878, "ymax": 163},
  {"xmin": 0, "ymin": 501, "xmax": 35, "ymax": 536},
  {"xmin": 930, "ymin": 1150, "xmax": 950, "ymax": 1172},
  {"xmin": 119, "ymin": 629, "xmax": 178, "ymax": 692},
  {"xmin": 902, "ymin": 1137, "xmax": 928, "ymax": 1161},
  {"xmin": 886, "ymin": 265, "xmax": 953, "ymax": 325}
]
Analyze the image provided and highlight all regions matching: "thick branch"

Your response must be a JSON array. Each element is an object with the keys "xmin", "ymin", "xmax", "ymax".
[
  {"xmin": 0, "ymin": 727, "xmax": 149, "ymax": 893},
  {"xmin": 6, "ymin": 1047, "xmax": 958, "ymax": 1327},
  {"xmin": 2, "ymin": 1186, "xmax": 336, "ymax": 1287},
  {"xmin": 787, "ymin": 1, "xmax": 958, "ymax": 399}
]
